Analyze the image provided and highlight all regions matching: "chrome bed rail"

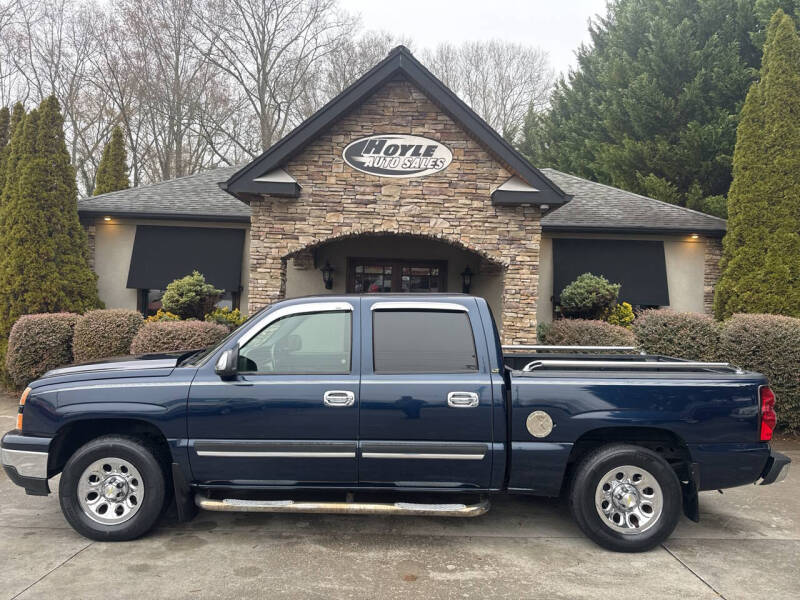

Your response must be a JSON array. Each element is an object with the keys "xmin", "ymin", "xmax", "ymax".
[
  {"xmin": 503, "ymin": 345, "xmax": 639, "ymax": 353},
  {"xmin": 521, "ymin": 359, "xmax": 743, "ymax": 374}
]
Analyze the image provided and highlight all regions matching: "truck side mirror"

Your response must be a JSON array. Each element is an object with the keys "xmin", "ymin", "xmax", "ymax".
[{"xmin": 214, "ymin": 347, "xmax": 239, "ymax": 380}]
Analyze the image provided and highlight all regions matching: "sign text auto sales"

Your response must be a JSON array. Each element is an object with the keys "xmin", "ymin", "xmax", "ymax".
[{"xmin": 343, "ymin": 134, "xmax": 453, "ymax": 178}]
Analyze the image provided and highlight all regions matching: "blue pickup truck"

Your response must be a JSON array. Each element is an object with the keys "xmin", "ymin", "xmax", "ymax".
[{"xmin": 1, "ymin": 295, "xmax": 790, "ymax": 552}]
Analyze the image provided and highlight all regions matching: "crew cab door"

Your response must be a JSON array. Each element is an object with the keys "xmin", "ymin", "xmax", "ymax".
[
  {"xmin": 187, "ymin": 301, "xmax": 359, "ymax": 486},
  {"xmin": 358, "ymin": 299, "xmax": 494, "ymax": 489}
]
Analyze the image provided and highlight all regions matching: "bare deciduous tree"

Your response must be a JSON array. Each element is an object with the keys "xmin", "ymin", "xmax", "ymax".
[
  {"xmin": 192, "ymin": 0, "xmax": 355, "ymax": 154},
  {"xmin": 424, "ymin": 41, "xmax": 554, "ymax": 142},
  {"xmin": 8, "ymin": 0, "xmax": 117, "ymax": 193},
  {"xmin": 121, "ymin": 0, "xmax": 224, "ymax": 181},
  {"xmin": 0, "ymin": 0, "xmax": 553, "ymax": 193}
]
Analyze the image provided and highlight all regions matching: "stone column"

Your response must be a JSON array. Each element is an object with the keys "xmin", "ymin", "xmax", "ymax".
[
  {"xmin": 82, "ymin": 222, "xmax": 96, "ymax": 271},
  {"xmin": 248, "ymin": 199, "xmax": 288, "ymax": 314},
  {"xmin": 703, "ymin": 237, "xmax": 723, "ymax": 315}
]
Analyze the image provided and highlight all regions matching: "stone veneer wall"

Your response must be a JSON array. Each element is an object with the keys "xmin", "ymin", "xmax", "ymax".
[
  {"xmin": 703, "ymin": 237, "xmax": 723, "ymax": 315},
  {"xmin": 248, "ymin": 79, "xmax": 542, "ymax": 343},
  {"xmin": 83, "ymin": 222, "xmax": 96, "ymax": 271}
]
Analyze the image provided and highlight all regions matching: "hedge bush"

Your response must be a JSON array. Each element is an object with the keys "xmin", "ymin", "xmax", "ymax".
[
  {"xmin": 607, "ymin": 302, "xmax": 635, "ymax": 328},
  {"xmin": 559, "ymin": 273, "xmax": 621, "ymax": 319},
  {"xmin": 205, "ymin": 307, "xmax": 247, "ymax": 330},
  {"xmin": 720, "ymin": 314, "xmax": 800, "ymax": 432},
  {"xmin": 130, "ymin": 320, "xmax": 229, "ymax": 354},
  {"xmin": 73, "ymin": 309, "xmax": 144, "ymax": 363},
  {"xmin": 4, "ymin": 313, "xmax": 79, "ymax": 386},
  {"xmin": 633, "ymin": 310, "xmax": 720, "ymax": 361},
  {"xmin": 538, "ymin": 319, "xmax": 635, "ymax": 346},
  {"xmin": 161, "ymin": 271, "xmax": 222, "ymax": 320}
]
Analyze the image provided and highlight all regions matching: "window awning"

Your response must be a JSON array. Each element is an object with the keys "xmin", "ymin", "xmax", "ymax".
[
  {"xmin": 126, "ymin": 226, "xmax": 245, "ymax": 291},
  {"xmin": 552, "ymin": 239, "xmax": 669, "ymax": 306}
]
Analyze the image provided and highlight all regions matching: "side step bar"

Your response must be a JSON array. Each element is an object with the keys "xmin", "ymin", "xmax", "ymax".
[{"xmin": 195, "ymin": 493, "xmax": 490, "ymax": 517}]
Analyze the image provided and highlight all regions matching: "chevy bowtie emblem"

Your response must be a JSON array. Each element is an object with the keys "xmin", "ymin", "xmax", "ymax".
[{"xmin": 343, "ymin": 134, "xmax": 453, "ymax": 178}]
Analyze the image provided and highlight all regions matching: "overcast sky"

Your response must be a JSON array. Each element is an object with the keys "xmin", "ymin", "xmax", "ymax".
[{"xmin": 340, "ymin": 0, "xmax": 609, "ymax": 76}]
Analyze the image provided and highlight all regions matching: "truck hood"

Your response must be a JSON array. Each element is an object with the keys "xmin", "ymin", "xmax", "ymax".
[{"xmin": 34, "ymin": 351, "xmax": 199, "ymax": 386}]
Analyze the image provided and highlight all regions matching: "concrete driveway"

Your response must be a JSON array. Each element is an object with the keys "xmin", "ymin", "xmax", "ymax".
[{"xmin": 1, "ymin": 393, "xmax": 797, "ymax": 600}]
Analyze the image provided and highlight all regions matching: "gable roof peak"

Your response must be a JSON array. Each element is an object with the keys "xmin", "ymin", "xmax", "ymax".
[
  {"xmin": 223, "ymin": 44, "xmax": 566, "ymax": 206},
  {"xmin": 388, "ymin": 44, "xmax": 412, "ymax": 57}
]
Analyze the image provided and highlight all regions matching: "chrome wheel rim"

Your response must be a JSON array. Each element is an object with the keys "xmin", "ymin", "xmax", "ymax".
[
  {"xmin": 594, "ymin": 465, "xmax": 662, "ymax": 535},
  {"xmin": 77, "ymin": 457, "xmax": 144, "ymax": 525}
]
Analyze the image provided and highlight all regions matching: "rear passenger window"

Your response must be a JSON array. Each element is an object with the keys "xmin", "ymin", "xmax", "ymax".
[{"xmin": 373, "ymin": 310, "xmax": 478, "ymax": 373}]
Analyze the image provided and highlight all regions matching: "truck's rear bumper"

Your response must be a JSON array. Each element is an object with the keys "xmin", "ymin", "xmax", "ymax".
[
  {"xmin": 760, "ymin": 450, "xmax": 791, "ymax": 485},
  {"xmin": 1, "ymin": 431, "xmax": 52, "ymax": 496}
]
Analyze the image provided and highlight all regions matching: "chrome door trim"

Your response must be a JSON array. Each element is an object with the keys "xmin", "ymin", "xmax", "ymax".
[
  {"xmin": 360, "ymin": 442, "xmax": 487, "ymax": 461},
  {"xmin": 193, "ymin": 441, "xmax": 356, "ymax": 459},
  {"xmin": 196, "ymin": 450, "xmax": 355, "ymax": 458},
  {"xmin": 361, "ymin": 452, "xmax": 485, "ymax": 460},
  {"xmin": 323, "ymin": 390, "xmax": 355, "ymax": 407},
  {"xmin": 237, "ymin": 301, "xmax": 355, "ymax": 347},
  {"xmin": 370, "ymin": 301, "xmax": 468, "ymax": 312},
  {"xmin": 447, "ymin": 391, "xmax": 480, "ymax": 408}
]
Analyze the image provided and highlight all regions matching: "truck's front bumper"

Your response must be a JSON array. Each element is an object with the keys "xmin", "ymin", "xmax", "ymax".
[
  {"xmin": 760, "ymin": 450, "xmax": 791, "ymax": 485},
  {"xmin": 1, "ymin": 431, "xmax": 51, "ymax": 496}
]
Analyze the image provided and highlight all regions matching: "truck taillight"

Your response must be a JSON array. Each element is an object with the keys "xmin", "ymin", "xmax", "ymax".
[
  {"xmin": 760, "ymin": 386, "xmax": 777, "ymax": 442},
  {"xmin": 16, "ymin": 387, "xmax": 30, "ymax": 430}
]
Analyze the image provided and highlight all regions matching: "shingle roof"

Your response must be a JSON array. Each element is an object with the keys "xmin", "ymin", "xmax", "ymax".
[
  {"xmin": 78, "ymin": 164, "xmax": 727, "ymax": 236},
  {"xmin": 78, "ymin": 165, "xmax": 250, "ymax": 222},
  {"xmin": 541, "ymin": 168, "xmax": 726, "ymax": 236}
]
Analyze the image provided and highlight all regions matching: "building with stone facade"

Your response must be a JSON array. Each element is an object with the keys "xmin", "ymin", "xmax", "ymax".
[{"xmin": 78, "ymin": 46, "xmax": 726, "ymax": 343}]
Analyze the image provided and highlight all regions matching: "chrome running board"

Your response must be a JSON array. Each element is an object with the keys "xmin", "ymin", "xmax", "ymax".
[{"xmin": 195, "ymin": 494, "xmax": 490, "ymax": 517}]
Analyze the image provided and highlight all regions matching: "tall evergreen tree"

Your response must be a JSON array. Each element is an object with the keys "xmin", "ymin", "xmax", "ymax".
[
  {"xmin": 714, "ymin": 11, "xmax": 800, "ymax": 318},
  {"xmin": 94, "ymin": 125, "xmax": 129, "ymax": 195},
  {"xmin": 0, "ymin": 107, "xmax": 9, "ymax": 151},
  {"xmin": 0, "ymin": 96, "xmax": 101, "ymax": 345},
  {"xmin": 521, "ymin": 0, "xmax": 764, "ymax": 217}
]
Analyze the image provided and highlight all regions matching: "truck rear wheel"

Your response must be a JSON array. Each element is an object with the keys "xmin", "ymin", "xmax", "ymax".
[
  {"xmin": 569, "ymin": 444, "xmax": 681, "ymax": 552},
  {"xmin": 59, "ymin": 435, "xmax": 166, "ymax": 541}
]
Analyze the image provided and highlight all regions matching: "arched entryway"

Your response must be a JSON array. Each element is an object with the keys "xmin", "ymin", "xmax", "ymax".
[{"xmin": 283, "ymin": 232, "xmax": 506, "ymax": 328}]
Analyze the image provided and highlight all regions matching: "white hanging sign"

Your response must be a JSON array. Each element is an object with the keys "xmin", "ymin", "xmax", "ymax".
[{"xmin": 343, "ymin": 134, "xmax": 453, "ymax": 178}]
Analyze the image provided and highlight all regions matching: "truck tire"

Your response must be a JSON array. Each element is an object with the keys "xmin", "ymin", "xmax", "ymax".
[
  {"xmin": 569, "ymin": 444, "xmax": 682, "ymax": 552},
  {"xmin": 59, "ymin": 435, "xmax": 166, "ymax": 541}
]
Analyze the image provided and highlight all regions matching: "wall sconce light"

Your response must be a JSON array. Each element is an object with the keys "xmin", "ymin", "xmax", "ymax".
[
  {"xmin": 690, "ymin": 234, "xmax": 699, "ymax": 240},
  {"xmin": 460, "ymin": 266, "xmax": 473, "ymax": 294},
  {"xmin": 104, "ymin": 216, "xmax": 112, "ymax": 221},
  {"xmin": 321, "ymin": 261, "xmax": 334, "ymax": 290}
]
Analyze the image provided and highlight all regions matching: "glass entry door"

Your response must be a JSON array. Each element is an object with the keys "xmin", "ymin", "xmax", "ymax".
[{"xmin": 347, "ymin": 259, "xmax": 447, "ymax": 293}]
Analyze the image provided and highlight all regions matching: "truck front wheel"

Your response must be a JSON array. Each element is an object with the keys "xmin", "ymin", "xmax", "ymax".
[
  {"xmin": 569, "ymin": 444, "xmax": 682, "ymax": 552},
  {"xmin": 59, "ymin": 435, "xmax": 166, "ymax": 541}
]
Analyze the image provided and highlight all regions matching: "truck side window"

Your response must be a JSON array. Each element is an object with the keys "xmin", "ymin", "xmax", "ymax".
[
  {"xmin": 373, "ymin": 310, "xmax": 478, "ymax": 374},
  {"xmin": 238, "ymin": 311, "xmax": 351, "ymax": 374}
]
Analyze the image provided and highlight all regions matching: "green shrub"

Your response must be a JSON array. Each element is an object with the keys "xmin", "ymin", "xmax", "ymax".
[
  {"xmin": 73, "ymin": 309, "xmax": 143, "ymax": 362},
  {"xmin": 5, "ymin": 313, "xmax": 79, "ymax": 386},
  {"xmin": 633, "ymin": 310, "xmax": 720, "ymax": 361},
  {"xmin": 161, "ymin": 271, "xmax": 222, "ymax": 320},
  {"xmin": 538, "ymin": 319, "xmax": 635, "ymax": 346},
  {"xmin": 146, "ymin": 309, "xmax": 181, "ymax": 322},
  {"xmin": 559, "ymin": 273, "xmax": 620, "ymax": 319},
  {"xmin": 130, "ymin": 320, "xmax": 229, "ymax": 354},
  {"xmin": 205, "ymin": 307, "xmax": 247, "ymax": 330},
  {"xmin": 607, "ymin": 302, "xmax": 635, "ymax": 328},
  {"xmin": 719, "ymin": 313, "xmax": 800, "ymax": 432}
]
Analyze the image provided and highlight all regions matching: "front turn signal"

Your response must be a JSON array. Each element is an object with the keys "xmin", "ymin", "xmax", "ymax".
[{"xmin": 15, "ymin": 387, "xmax": 30, "ymax": 430}]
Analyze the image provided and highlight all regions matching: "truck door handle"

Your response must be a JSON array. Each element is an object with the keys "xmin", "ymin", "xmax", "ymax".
[
  {"xmin": 447, "ymin": 392, "xmax": 480, "ymax": 408},
  {"xmin": 323, "ymin": 390, "xmax": 355, "ymax": 407}
]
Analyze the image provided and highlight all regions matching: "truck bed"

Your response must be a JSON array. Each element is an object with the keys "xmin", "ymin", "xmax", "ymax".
[{"xmin": 505, "ymin": 351, "xmax": 769, "ymax": 495}]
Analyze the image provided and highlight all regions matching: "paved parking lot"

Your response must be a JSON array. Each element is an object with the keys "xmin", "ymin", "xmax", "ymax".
[{"xmin": 1, "ymin": 393, "xmax": 797, "ymax": 599}]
